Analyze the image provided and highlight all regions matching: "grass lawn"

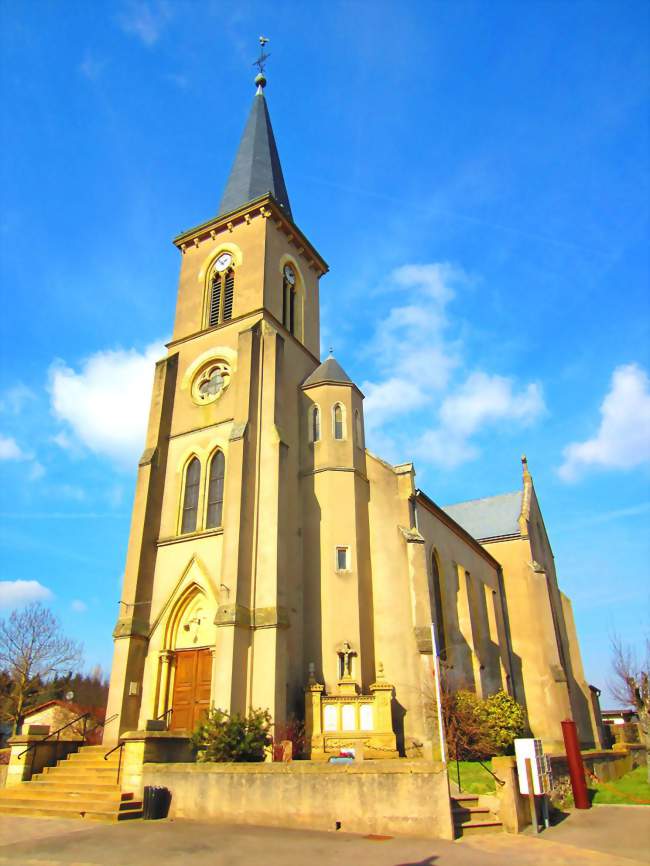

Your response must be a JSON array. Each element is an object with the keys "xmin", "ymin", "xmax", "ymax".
[
  {"xmin": 590, "ymin": 766, "xmax": 650, "ymax": 805},
  {"xmin": 450, "ymin": 760, "xmax": 497, "ymax": 794}
]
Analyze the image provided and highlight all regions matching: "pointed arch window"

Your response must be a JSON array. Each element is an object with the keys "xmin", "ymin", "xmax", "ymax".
[
  {"xmin": 282, "ymin": 264, "xmax": 296, "ymax": 335},
  {"xmin": 181, "ymin": 457, "xmax": 201, "ymax": 534},
  {"xmin": 354, "ymin": 409, "xmax": 364, "ymax": 449},
  {"xmin": 209, "ymin": 258, "xmax": 235, "ymax": 327},
  {"xmin": 333, "ymin": 404, "xmax": 344, "ymax": 440},
  {"xmin": 430, "ymin": 551, "xmax": 446, "ymax": 660},
  {"xmin": 206, "ymin": 451, "xmax": 225, "ymax": 529},
  {"xmin": 311, "ymin": 405, "xmax": 321, "ymax": 443}
]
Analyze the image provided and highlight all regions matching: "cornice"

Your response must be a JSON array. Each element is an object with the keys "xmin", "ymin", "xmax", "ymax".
[
  {"xmin": 301, "ymin": 379, "xmax": 365, "ymax": 399},
  {"xmin": 172, "ymin": 194, "xmax": 329, "ymax": 275},
  {"xmin": 414, "ymin": 489, "xmax": 502, "ymax": 572},
  {"xmin": 165, "ymin": 308, "xmax": 321, "ymax": 367}
]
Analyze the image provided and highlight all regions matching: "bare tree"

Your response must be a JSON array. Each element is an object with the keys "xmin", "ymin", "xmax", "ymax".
[
  {"xmin": 609, "ymin": 634, "xmax": 649, "ymax": 782},
  {"xmin": 0, "ymin": 603, "xmax": 83, "ymax": 734}
]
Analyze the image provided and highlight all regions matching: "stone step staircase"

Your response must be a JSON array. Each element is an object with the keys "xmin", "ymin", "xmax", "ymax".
[
  {"xmin": 451, "ymin": 794, "xmax": 503, "ymax": 837},
  {"xmin": 0, "ymin": 744, "xmax": 142, "ymax": 822}
]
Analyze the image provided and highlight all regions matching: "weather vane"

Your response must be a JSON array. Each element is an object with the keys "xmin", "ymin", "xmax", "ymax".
[{"xmin": 253, "ymin": 36, "xmax": 271, "ymax": 76}]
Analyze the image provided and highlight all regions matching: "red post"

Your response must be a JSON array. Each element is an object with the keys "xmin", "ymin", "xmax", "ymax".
[{"xmin": 561, "ymin": 719, "xmax": 590, "ymax": 809}]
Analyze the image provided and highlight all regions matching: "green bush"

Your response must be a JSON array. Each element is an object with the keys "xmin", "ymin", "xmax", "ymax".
[
  {"xmin": 482, "ymin": 690, "xmax": 527, "ymax": 755},
  {"xmin": 191, "ymin": 707, "xmax": 272, "ymax": 762},
  {"xmin": 443, "ymin": 689, "xmax": 526, "ymax": 760}
]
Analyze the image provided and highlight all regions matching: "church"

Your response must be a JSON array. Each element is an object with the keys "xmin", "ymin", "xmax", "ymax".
[{"xmin": 105, "ymin": 68, "xmax": 602, "ymax": 758}]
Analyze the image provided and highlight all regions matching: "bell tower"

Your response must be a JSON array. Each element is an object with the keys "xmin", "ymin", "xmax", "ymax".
[{"xmin": 105, "ymin": 67, "xmax": 328, "ymax": 738}]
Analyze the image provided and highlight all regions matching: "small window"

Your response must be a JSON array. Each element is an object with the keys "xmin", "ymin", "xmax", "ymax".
[
  {"xmin": 205, "ymin": 451, "xmax": 225, "ymax": 529},
  {"xmin": 333, "ymin": 404, "xmax": 344, "ymax": 440},
  {"xmin": 181, "ymin": 457, "xmax": 201, "ymax": 534},
  {"xmin": 354, "ymin": 409, "xmax": 363, "ymax": 449},
  {"xmin": 311, "ymin": 406, "xmax": 320, "ymax": 443},
  {"xmin": 336, "ymin": 547, "xmax": 348, "ymax": 571},
  {"xmin": 430, "ymin": 551, "xmax": 446, "ymax": 660}
]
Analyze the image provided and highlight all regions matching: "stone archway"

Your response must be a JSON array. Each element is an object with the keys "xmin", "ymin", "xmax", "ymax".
[{"xmin": 160, "ymin": 586, "xmax": 215, "ymax": 731}]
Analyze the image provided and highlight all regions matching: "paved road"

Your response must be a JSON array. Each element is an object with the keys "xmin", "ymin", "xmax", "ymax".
[{"xmin": 0, "ymin": 808, "xmax": 646, "ymax": 866}]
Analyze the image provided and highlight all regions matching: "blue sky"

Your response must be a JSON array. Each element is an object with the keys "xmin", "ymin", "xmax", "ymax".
[{"xmin": 0, "ymin": 1, "xmax": 648, "ymax": 706}]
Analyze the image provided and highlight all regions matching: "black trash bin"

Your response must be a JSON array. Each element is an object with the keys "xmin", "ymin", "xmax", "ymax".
[{"xmin": 142, "ymin": 786, "xmax": 171, "ymax": 820}]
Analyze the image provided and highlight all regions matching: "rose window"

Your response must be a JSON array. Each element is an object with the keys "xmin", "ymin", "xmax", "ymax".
[{"xmin": 192, "ymin": 362, "xmax": 231, "ymax": 405}]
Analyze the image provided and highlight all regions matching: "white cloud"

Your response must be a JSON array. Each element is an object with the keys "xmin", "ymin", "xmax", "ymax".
[
  {"xmin": 0, "ymin": 434, "xmax": 24, "ymax": 460},
  {"xmin": 71, "ymin": 599, "xmax": 88, "ymax": 613},
  {"xmin": 439, "ymin": 373, "xmax": 544, "ymax": 437},
  {"xmin": 79, "ymin": 53, "xmax": 106, "ymax": 80},
  {"xmin": 559, "ymin": 363, "xmax": 650, "ymax": 482},
  {"xmin": 0, "ymin": 384, "xmax": 35, "ymax": 414},
  {"xmin": 56, "ymin": 484, "xmax": 87, "ymax": 502},
  {"xmin": 50, "ymin": 341, "xmax": 165, "ymax": 468},
  {"xmin": 417, "ymin": 374, "xmax": 544, "ymax": 468},
  {"xmin": 0, "ymin": 580, "xmax": 53, "ymax": 608},
  {"xmin": 360, "ymin": 262, "xmax": 544, "ymax": 468},
  {"xmin": 361, "ymin": 263, "xmax": 464, "ymax": 433},
  {"xmin": 0, "ymin": 434, "xmax": 46, "ymax": 480},
  {"xmin": 28, "ymin": 462, "xmax": 46, "ymax": 481},
  {"xmin": 117, "ymin": 0, "xmax": 173, "ymax": 46}
]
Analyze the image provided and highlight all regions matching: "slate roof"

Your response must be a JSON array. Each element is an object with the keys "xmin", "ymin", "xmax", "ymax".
[
  {"xmin": 442, "ymin": 491, "xmax": 523, "ymax": 541},
  {"xmin": 302, "ymin": 356, "xmax": 353, "ymax": 388},
  {"xmin": 218, "ymin": 86, "xmax": 292, "ymax": 219}
]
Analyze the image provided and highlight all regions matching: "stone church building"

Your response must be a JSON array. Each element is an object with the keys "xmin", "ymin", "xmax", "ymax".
[{"xmin": 106, "ymin": 73, "xmax": 602, "ymax": 757}]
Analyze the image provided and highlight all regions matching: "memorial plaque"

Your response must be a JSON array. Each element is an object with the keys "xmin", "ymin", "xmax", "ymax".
[
  {"xmin": 324, "ymin": 704, "xmax": 338, "ymax": 731},
  {"xmin": 360, "ymin": 704, "xmax": 373, "ymax": 731},
  {"xmin": 342, "ymin": 704, "xmax": 356, "ymax": 731}
]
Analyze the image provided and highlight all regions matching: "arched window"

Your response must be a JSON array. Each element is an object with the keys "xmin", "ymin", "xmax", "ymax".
[
  {"xmin": 206, "ymin": 451, "xmax": 225, "ymax": 529},
  {"xmin": 311, "ymin": 406, "xmax": 321, "ymax": 443},
  {"xmin": 282, "ymin": 264, "xmax": 296, "ymax": 335},
  {"xmin": 354, "ymin": 409, "xmax": 363, "ymax": 449},
  {"xmin": 333, "ymin": 404, "xmax": 344, "ymax": 440},
  {"xmin": 430, "ymin": 551, "xmax": 446, "ymax": 660},
  {"xmin": 209, "ymin": 261, "xmax": 235, "ymax": 327},
  {"xmin": 181, "ymin": 457, "xmax": 201, "ymax": 534}
]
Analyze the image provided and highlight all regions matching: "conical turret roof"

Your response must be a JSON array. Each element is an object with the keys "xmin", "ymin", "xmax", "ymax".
[
  {"xmin": 218, "ymin": 82, "xmax": 292, "ymax": 219},
  {"xmin": 303, "ymin": 356, "xmax": 353, "ymax": 388}
]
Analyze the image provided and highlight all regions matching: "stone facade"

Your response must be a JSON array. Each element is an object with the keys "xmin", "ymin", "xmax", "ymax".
[{"xmin": 105, "ymin": 77, "xmax": 600, "ymax": 757}]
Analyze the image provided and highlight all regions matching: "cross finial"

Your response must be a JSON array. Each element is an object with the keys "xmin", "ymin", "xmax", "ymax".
[
  {"xmin": 328, "ymin": 345, "xmax": 334, "ymax": 357},
  {"xmin": 253, "ymin": 36, "xmax": 271, "ymax": 89}
]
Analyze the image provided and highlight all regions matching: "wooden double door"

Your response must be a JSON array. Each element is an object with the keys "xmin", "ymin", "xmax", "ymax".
[{"xmin": 170, "ymin": 648, "xmax": 212, "ymax": 731}]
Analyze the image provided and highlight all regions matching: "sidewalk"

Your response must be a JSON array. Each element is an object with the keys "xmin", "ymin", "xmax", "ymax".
[{"xmin": 0, "ymin": 809, "xmax": 646, "ymax": 866}]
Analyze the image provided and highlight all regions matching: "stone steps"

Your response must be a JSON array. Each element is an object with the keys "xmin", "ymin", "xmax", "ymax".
[
  {"xmin": 450, "ymin": 794, "xmax": 503, "ymax": 838},
  {"xmin": 0, "ymin": 801, "xmax": 142, "ymax": 821},
  {"xmin": 0, "ymin": 743, "xmax": 142, "ymax": 822}
]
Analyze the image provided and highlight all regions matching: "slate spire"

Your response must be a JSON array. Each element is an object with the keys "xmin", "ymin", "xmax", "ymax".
[{"xmin": 218, "ymin": 74, "xmax": 292, "ymax": 219}]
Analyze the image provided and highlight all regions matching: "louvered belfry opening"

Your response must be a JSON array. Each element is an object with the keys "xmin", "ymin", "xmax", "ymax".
[
  {"xmin": 223, "ymin": 269, "xmax": 235, "ymax": 321},
  {"xmin": 282, "ymin": 276, "xmax": 296, "ymax": 335},
  {"xmin": 209, "ymin": 268, "xmax": 235, "ymax": 327}
]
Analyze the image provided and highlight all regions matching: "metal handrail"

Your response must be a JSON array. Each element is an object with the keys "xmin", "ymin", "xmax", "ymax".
[
  {"xmin": 453, "ymin": 740, "xmax": 505, "ymax": 790},
  {"xmin": 477, "ymin": 759, "xmax": 505, "ymax": 787},
  {"xmin": 18, "ymin": 711, "xmax": 91, "ymax": 759},
  {"xmin": 154, "ymin": 708, "xmax": 173, "ymax": 725},
  {"xmin": 103, "ymin": 741, "xmax": 125, "ymax": 785}
]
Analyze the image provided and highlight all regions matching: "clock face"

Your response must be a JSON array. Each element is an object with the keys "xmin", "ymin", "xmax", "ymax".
[
  {"xmin": 284, "ymin": 264, "xmax": 296, "ymax": 285},
  {"xmin": 214, "ymin": 252, "xmax": 233, "ymax": 273}
]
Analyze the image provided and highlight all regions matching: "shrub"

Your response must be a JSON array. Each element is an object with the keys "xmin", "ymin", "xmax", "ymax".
[
  {"xmin": 442, "ymin": 688, "xmax": 526, "ymax": 760},
  {"xmin": 191, "ymin": 707, "xmax": 272, "ymax": 762},
  {"xmin": 443, "ymin": 689, "xmax": 493, "ymax": 760},
  {"xmin": 482, "ymin": 690, "xmax": 526, "ymax": 755},
  {"xmin": 273, "ymin": 714, "xmax": 306, "ymax": 759}
]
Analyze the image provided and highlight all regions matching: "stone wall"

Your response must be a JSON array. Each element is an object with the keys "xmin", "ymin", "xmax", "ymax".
[{"xmin": 143, "ymin": 759, "xmax": 454, "ymax": 839}]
